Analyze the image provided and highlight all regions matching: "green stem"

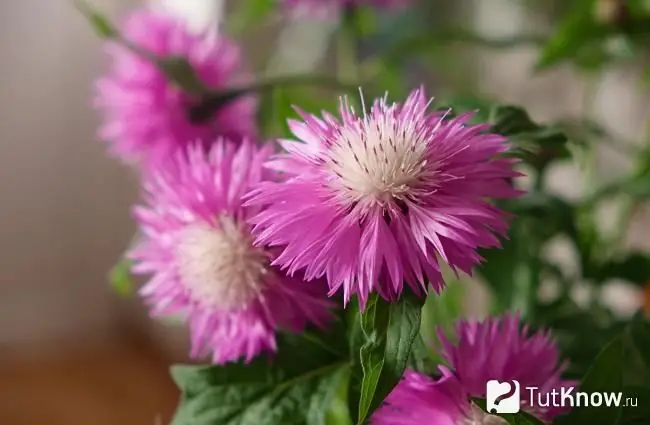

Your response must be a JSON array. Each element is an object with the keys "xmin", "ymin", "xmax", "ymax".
[{"xmin": 189, "ymin": 75, "xmax": 359, "ymax": 123}]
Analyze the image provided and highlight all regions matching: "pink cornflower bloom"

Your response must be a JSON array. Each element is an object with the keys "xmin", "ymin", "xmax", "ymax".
[
  {"xmin": 129, "ymin": 139, "xmax": 331, "ymax": 364},
  {"xmin": 372, "ymin": 368, "xmax": 509, "ymax": 425},
  {"xmin": 246, "ymin": 88, "xmax": 522, "ymax": 307},
  {"xmin": 94, "ymin": 7, "xmax": 257, "ymax": 169},
  {"xmin": 440, "ymin": 314, "xmax": 577, "ymax": 422}
]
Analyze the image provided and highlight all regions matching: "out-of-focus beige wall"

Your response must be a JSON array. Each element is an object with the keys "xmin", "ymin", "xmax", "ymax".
[{"xmin": 0, "ymin": 0, "xmax": 141, "ymax": 344}]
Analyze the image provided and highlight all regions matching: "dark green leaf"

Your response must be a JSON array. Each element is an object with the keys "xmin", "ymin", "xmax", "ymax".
[
  {"xmin": 489, "ymin": 105, "xmax": 571, "ymax": 169},
  {"xmin": 625, "ymin": 315, "xmax": 650, "ymax": 387},
  {"xmin": 473, "ymin": 399, "xmax": 545, "ymax": 425},
  {"xmin": 170, "ymin": 329, "xmax": 348, "ymax": 425},
  {"xmin": 490, "ymin": 105, "xmax": 569, "ymax": 145},
  {"xmin": 108, "ymin": 257, "xmax": 134, "ymax": 296},
  {"xmin": 349, "ymin": 292, "xmax": 425, "ymax": 424},
  {"xmin": 556, "ymin": 334, "xmax": 625, "ymax": 425},
  {"xmin": 619, "ymin": 386, "xmax": 650, "ymax": 425},
  {"xmin": 405, "ymin": 333, "xmax": 438, "ymax": 375},
  {"xmin": 536, "ymin": 0, "xmax": 608, "ymax": 70},
  {"xmin": 489, "ymin": 105, "xmax": 539, "ymax": 136},
  {"xmin": 437, "ymin": 96, "xmax": 493, "ymax": 123}
]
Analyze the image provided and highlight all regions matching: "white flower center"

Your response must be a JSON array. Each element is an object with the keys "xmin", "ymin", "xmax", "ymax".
[
  {"xmin": 327, "ymin": 109, "xmax": 431, "ymax": 207},
  {"xmin": 460, "ymin": 405, "xmax": 509, "ymax": 425},
  {"xmin": 175, "ymin": 216, "xmax": 267, "ymax": 310}
]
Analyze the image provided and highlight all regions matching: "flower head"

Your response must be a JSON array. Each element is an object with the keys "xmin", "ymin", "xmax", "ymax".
[
  {"xmin": 372, "ymin": 367, "xmax": 509, "ymax": 425},
  {"xmin": 94, "ymin": 7, "xmax": 257, "ymax": 168},
  {"xmin": 246, "ymin": 88, "xmax": 522, "ymax": 307},
  {"xmin": 130, "ymin": 139, "xmax": 331, "ymax": 364},
  {"xmin": 440, "ymin": 314, "xmax": 577, "ymax": 421}
]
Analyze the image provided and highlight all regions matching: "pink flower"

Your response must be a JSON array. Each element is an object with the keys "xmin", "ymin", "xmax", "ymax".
[
  {"xmin": 129, "ymin": 139, "xmax": 331, "ymax": 364},
  {"xmin": 94, "ymin": 7, "xmax": 257, "ymax": 169},
  {"xmin": 439, "ymin": 314, "xmax": 577, "ymax": 422},
  {"xmin": 372, "ymin": 368, "xmax": 509, "ymax": 425},
  {"xmin": 246, "ymin": 88, "xmax": 522, "ymax": 307}
]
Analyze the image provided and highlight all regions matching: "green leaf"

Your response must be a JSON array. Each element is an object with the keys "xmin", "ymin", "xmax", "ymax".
[
  {"xmin": 325, "ymin": 376, "xmax": 352, "ymax": 425},
  {"xmin": 349, "ymin": 292, "xmax": 425, "ymax": 424},
  {"xmin": 628, "ymin": 316, "xmax": 650, "ymax": 371},
  {"xmin": 490, "ymin": 105, "xmax": 571, "ymax": 170},
  {"xmin": 75, "ymin": 0, "xmax": 118, "ymax": 39},
  {"xmin": 441, "ymin": 102, "xmax": 572, "ymax": 169},
  {"xmin": 619, "ymin": 386, "xmax": 650, "ymax": 425},
  {"xmin": 489, "ymin": 105, "xmax": 569, "ymax": 145},
  {"xmin": 170, "ymin": 330, "xmax": 349, "ymax": 425},
  {"xmin": 437, "ymin": 95, "xmax": 493, "ymax": 123},
  {"xmin": 473, "ymin": 399, "xmax": 545, "ymax": 425},
  {"xmin": 108, "ymin": 258, "xmax": 134, "ymax": 297},
  {"xmin": 536, "ymin": 0, "xmax": 608, "ymax": 70},
  {"xmin": 556, "ymin": 334, "xmax": 626, "ymax": 425}
]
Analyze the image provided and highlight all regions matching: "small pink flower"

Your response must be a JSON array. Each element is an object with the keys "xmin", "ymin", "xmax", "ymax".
[
  {"xmin": 130, "ymin": 139, "xmax": 331, "ymax": 364},
  {"xmin": 440, "ymin": 314, "xmax": 577, "ymax": 422},
  {"xmin": 246, "ymin": 88, "xmax": 522, "ymax": 307},
  {"xmin": 94, "ymin": 7, "xmax": 257, "ymax": 169}
]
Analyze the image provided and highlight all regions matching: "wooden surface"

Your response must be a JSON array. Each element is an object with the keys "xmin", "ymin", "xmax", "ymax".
[{"xmin": 0, "ymin": 334, "xmax": 180, "ymax": 425}]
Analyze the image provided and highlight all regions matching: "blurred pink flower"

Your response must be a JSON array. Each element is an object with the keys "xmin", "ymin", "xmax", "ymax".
[
  {"xmin": 130, "ymin": 139, "xmax": 331, "ymax": 364},
  {"xmin": 246, "ymin": 88, "xmax": 522, "ymax": 308},
  {"xmin": 94, "ymin": 7, "xmax": 257, "ymax": 169},
  {"xmin": 440, "ymin": 314, "xmax": 577, "ymax": 422}
]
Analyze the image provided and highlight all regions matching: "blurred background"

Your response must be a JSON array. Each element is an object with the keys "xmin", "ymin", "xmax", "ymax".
[{"xmin": 1, "ymin": 0, "xmax": 649, "ymax": 424}]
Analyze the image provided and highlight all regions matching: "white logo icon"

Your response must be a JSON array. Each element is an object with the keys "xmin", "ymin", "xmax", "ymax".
[{"xmin": 486, "ymin": 380, "xmax": 521, "ymax": 414}]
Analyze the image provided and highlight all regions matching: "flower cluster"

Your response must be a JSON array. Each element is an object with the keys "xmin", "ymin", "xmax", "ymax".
[
  {"xmin": 92, "ymin": 5, "xmax": 574, "ymax": 425},
  {"xmin": 95, "ymin": 5, "xmax": 522, "ymax": 363}
]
